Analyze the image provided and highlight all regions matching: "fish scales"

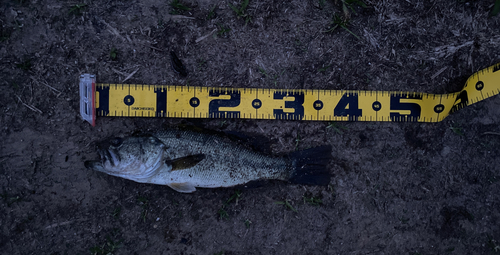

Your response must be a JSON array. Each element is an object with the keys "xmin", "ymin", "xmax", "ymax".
[{"xmin": 152, "ymin": 130, "xmax": 290, "ymax": 187}]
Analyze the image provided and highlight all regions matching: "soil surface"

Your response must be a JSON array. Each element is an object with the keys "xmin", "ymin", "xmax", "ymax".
[{"xmin": 1, "ymin": 0, "xmax": 500, "ymax": 254}]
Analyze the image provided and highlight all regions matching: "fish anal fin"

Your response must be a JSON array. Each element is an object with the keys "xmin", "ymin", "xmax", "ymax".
[
  {"xmin": 166, "ymin": 154, "xmax": 206, "ymax": 171},
  {"xmin": 168, "ymin": 182, "xmax": 197, "ymax": 193}
]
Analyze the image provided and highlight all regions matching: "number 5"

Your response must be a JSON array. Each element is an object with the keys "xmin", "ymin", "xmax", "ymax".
[{"xmin": 390, "ymin": 93, "xmax": 422, "ymax": 122}]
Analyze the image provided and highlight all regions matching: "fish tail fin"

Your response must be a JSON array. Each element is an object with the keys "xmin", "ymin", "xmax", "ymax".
[{"xmin": 288, "ymin": 145, "xmax": 332, "ymax": 186}]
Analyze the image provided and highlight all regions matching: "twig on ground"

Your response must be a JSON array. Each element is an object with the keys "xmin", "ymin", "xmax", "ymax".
[
  {"xmin": 170, "ymin": 15, "xmax": 195, "ymax": 20},
  {"xmin": 112, "ymin": 68, "xmax": 128, "ymax": 76},
  {"xmin": 482, "ymin": 132, "xmax": 500, "ymax": 136},
  {"xmin": 143, "ymin": 44, "xmax": 164, "ymax": 52},
  {"xmin": 195, "ymin": 29, "xmax": 217, "ymax": 43},
  {"xmin": 122, "ymin": 68, "xmax": 139, "ymax": 83},
  {"xmin": 101, "ymin": 20, "xmax": 126, "ymax": 41},
  {"xmin": 431, "ymin": 67, "xmax": 448, "ymax": 80},
  {"xmin": 16, "ymin": 95, "xmax": 43, "ymax": 114},
  {"xmin": 30, "ymin": 76, "xmax": 62, "ymax": 95},
  {"xmin": 45, "ymin": 221, "xmax": 73, "ymax": 229}
]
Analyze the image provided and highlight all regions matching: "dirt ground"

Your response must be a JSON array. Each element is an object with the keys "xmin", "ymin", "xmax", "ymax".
[{"xmin": 1, "ymin": 0, "xmax": 500, "ymax": 254}]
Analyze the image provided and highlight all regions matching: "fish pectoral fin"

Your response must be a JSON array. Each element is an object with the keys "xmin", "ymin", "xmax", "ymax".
[
  {"xmin": 166, "ymin": 154, "xmax": 206, "ymax": 171},
  {"xmin": 168, "ymin": 182, "xmax": 197, "ymax": 193}
]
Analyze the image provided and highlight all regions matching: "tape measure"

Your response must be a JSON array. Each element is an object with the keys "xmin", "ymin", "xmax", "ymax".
[{"xmin": 80, "ymin": 63, "xmax": 500, "ymax": 126}]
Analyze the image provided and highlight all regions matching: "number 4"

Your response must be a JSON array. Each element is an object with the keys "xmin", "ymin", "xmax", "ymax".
[{"xmin": 334, "ymin": 92, "xmax": 362, "ymax": 121}]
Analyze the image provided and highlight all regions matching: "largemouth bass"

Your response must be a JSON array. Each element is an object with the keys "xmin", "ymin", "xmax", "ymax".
[{"xmin": 85, "ymin": 129, "xmax": 331, "ymax": 193}]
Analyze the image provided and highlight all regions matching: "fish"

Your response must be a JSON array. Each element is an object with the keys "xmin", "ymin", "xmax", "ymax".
[{"xmin": 84, "ymin": 128, "xmax": 332, "ymax": 193}]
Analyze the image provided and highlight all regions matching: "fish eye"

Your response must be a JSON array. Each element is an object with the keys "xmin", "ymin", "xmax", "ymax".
[{"xmin": 109, "ymin": 137, "xmax": 123, "ymax": 146}]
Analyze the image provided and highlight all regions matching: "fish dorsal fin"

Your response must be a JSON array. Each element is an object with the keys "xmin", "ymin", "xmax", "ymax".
[
  {"xmin": 168, "ymin": 182, "xmax": 196, "ymax": 193},
  {"xmin": 166, "ymin": 154, "xmax": 205, "ymax": 171}
]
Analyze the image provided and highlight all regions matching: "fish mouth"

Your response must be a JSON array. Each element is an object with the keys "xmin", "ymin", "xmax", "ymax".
[
  {"xmin": 84, "ymin": 145, "xmax": 120, "ymax": 172},
  {"xmin": 97, "ymin": 148, "xmax": 120, "ymax": 166},
  {"xmin": 84, "ymin": 148, "xmax": 119, "ymax": 172},
  {"xmin": 84, "ymin": 160, "xmax": 104, "ymax": 172}
]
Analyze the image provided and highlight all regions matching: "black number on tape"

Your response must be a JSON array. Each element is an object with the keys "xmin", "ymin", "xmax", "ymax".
[
  {"xmin": 273, "ymin": 91, "xmax": 304, "ymax": 120},
  {"xmin": 390, "ymin": 93, "xmax": 422, "ymax": 122},
  {"xmin": 449, "ymin": 90, "xmax": 468, "ymax": 114},
  {"xmin": 209, "ymin": 90, "xmax": 241, "ymax": 118},
  {"xmin": 252, "ymin": 99, "xmax": 262, "ymax": 109},
  {"xmin": 190, "ymin": 97, "xmax": 200, "ymax": 108},
  {"xmin": 434, "ymin": 104, "xmax": 445, "ymax": 114},
  {"xmin": 155, "ymin": 87, "xmax": 167, "ymax": 117},
  {"xmin": 124, "ymin": 95, "xmax": 135, "ymax": 106},
  {"xmin": 96, "ymin": 85, "xmax": 110, "ymax": 116},
  {"xmin": 475, "ymin": 81, "xmax": 484, "ymax": 91},
  {"xmin": 334, "ymin": 92, "xmax": 362, "ymax": 121},
  {"xmin": 313, "ymin": 100, "xmax": 323, "ymax": 110}
]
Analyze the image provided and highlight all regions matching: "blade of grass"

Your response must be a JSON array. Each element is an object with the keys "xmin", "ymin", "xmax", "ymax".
[
  {"xmin": 491, "ymin": 0, "xmax": 500, "ymax": 16},
  {"xmin": 341, "ymin": 26, "xmax": 360, "ymax": 40},
  {"xmin": 241, "ymin": 0, "xmax": 249, "ymax": 11},
  {"xmin": 229, "ymin": 3, "xmax": 239, "ymax": 13}
]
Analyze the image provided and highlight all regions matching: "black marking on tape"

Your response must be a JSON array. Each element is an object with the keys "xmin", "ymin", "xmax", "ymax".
[
  {"xmin": 334, "ymin": 92, "xmax": 362, "ymax": 121},
  {"xmin": 273, "ymin": 91, "xmax": 305, "ymax": 120},
  {"xmin": 372, "ymin": 101, "xmax": 381, "ymax": 111},
  {"xmin": 209, "ymin": 89, "xmax": 241, "ymax": 118},
  {"xmin": 389, "ymin": 92, "xmax": 423, "ymax": 122},
  {"xmin": 475, "ymin": 81, "xmax": 484, "ymax": 91},
  {"xmin": 96, "ymin": 85, "xmax": 109, "ymax": 116},
  {"xmin": 252, "ymin": 99, "xmax": 262, "ymax": 109},
  {"xmin": 155, "ymin": 87, "xmax": 167, "ymax": 117},
  {"xmin": 313, "ymin": 100, "xmax": 323, "ymax": 110},
  {"xmin": 190, "ymin": 97, "xmax": 200, "ymax": 107},
  {"xmin": 493, "ymin": 64, "xmax": 500, "ymax": 73},
  {"xmin": 449, "ymin": 90, "xmax": 468, "ymax": 114},
  {"xmin": 434, "ymin": 104, "xmax": 444, "ymax": 113},
  {"xmin": 124, "ymin": 95, "xmax": 135, "ymax": 106}
]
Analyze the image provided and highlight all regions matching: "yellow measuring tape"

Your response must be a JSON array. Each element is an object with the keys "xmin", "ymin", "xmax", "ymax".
[{"xmin": 79, "ymin": 63, "xmax": 500, "ymax": 126}]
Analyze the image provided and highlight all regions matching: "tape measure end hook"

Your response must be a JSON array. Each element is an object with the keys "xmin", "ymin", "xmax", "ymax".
[{"xmin": 79, "ymin": 74, "xmax": 96, "ymax": 127}]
